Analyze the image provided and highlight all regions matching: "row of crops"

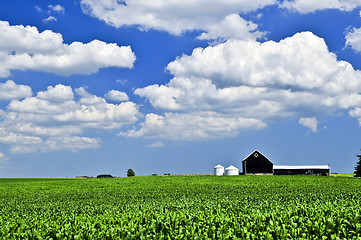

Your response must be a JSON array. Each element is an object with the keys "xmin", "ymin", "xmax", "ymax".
[{"xmin": 0, "ymin": 175, "xmax": 361, "ymax": 239}]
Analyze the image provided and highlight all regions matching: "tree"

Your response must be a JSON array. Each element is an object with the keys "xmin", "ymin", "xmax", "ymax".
[
  {"xmin": 127, "ymin": 168, "xmax": 135, "ymax": 177},
  {"xmin": 355, "ymin": 151, "xmax": 361, "ymax": 177}
]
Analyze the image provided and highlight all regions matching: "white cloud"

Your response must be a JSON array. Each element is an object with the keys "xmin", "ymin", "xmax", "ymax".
[
  {"xmin": 0, "ymin": 21, "xmax": 63, "ymax": 54},
  {"xmin": 131, "ymin": 32, "xmax": 361, "ymax": 140},
  {"xmin": 0, "ymin": 80, "xmax": 32, "ymax": 100},
  {"xmin": 43, "ymin": 136, "xmax": 100, "ymax": 152},
  {"xmin": 4, "ymin": 135, "xmax": 100, "ymax": 154},
  {"xmin": 281, "ymin": 0, "xmax": 361, "ymax": 13},
  {"xmin": 142, "ymin": 32, "xmax": 361, "ymax": 113},
  {"xmin": 122, "ymin": 112, "xmax": 266, "ymax": 140},
  {"xmin": 36, "ymin": 85, "xmax": 74, "ymax": 102},
  {"xmin": 48, "ymin": 4, "xmax": 65, "ymax": 14},
  {"xmin": 197, "ymin": 14, "xmax": 264, "ymax": 42},
  {"xmin": 116, "ymin": 79, "xmax": 128, "ymax": 85},
  {"xmin": 43, "ymin": 16, "xmax": 57, "ymax": 23},
  {"xmin": 298, "ymin": 117, "xmax": 318, "ymax": 132},
  {"xmin": 166, "ymin": 32, "xmax": 361, "ymax": 96},
  {"xmin": 0, "ymin": 21, "xmax": 135, "ymax": 77},
  {"xmin": 35, "ymin": 6, "xmax": 42, "ymax": 12},
  {"xmin": 349, "ymin": 107, "xmax": 361, "ymax": 125},
  {"xmin": 345, "ymin": 27, "xmax": 361, "ymax": 52},
  {"xmin": 0, "ymin": 84, "xmax": 140, "ymax": 153},
  {"xmin": 8, "ymin": 85, "xmax": 139, "ymax": 129},
  {"xmin": 105, "ymin": 90, "xmax": 129, "ymax": 102},
  {"xmin": 80, "ymin": 0, "xmax": 275, "ymax": 40},
  {"xmin": 0, "ymin": 128, "xmax": 43, "ymax": 145},
  {"xmin": 147, "ymin": 141, "xmax": 165, "ymax": 148}
]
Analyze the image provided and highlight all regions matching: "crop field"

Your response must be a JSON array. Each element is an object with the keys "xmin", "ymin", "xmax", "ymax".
[{"xmin": 0, "ymin": 175, "xmax": 361, "ymax": 239}]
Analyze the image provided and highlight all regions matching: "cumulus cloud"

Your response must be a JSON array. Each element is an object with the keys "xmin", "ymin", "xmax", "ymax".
[
  {"xmin": 281, "ymin": 0, "xmax": 361, "ymax": 13},
  {"xmin": 130, "ymin": 32, "xmax": 361, "ymax": 140},
  {"xmin": 166, "ymin": 32, "xmax": 360, "ymax": 96},
  {"xmin": 43, "ymin": 16, "xmax": 57, "ymax": 23},
  {"xmin": 0, "ymin": 21, "xmax": 135, "ymax": 77},
  {"xmin": 345, "ymin": 27, "xmax": 361, "ymax": 52},
  {"xmin": 105, "ymin": 90, "xmax": 129, "ymax": 102},
  {"xmin": 36, "ymin": 84, "xmax": 74, "ymax": 102},
  {"xmin": 0, "ymin": 128, "xmax": 43, "ymax": 149},
  {"xmin": 122, "ymin": 112, "xmax": 266, "ymax": 140},
  {"xmin": 298, "ymin": 117, "xmax": 318, "ymax": 132},
  {"xmin": 42, "ymin": 136, "xmax": 101, "ymax": 153},
  {"xmin": 349, "ymin": 108, "xmax": 361, "ymax": 125},
  {"xmin": 0, "ymin": 84, "xmax": 140, "ymax": 153},
  {"xmin": 197, "ymin": 14, "xmax": 264, "ymax": 42},
  {"xmin": 0, "ymin": 80, "xmax": 32, "ymax": 100},
  {"xmin": 48, "ymin": 4, "xmax": 65, "ymax": 14},
  {"xmin": 142, "ymin": 32, "xmax": 361, "ymax": 113},
  {"xmin": 80, "ymin": 0, "xmax": 275, "ymax": 40}
]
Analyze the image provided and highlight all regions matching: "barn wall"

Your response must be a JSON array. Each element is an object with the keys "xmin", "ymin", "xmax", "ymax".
[
  {"xmin": 274, "ymin": 169, "xmax": 330, "ymax": 176},
  {"xmin": 243, "ymin": 151, "xmax": 273, "ymax": 174}
]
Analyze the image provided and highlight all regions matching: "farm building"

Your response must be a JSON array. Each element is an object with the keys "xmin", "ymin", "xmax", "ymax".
[
  {"xmin": 273, "ymin": 165, "xmax": 330, "ymax": 176},
  {"xmin": 242, "ymin": 150, "xmax": 330, "ymax": 176},
  {"xmin": 242, "ymin": 150, "xmax": 273, "ymax": 175}
]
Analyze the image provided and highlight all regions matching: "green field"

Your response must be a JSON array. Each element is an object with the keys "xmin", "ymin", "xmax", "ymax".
[
  {"xmin": 331, "ymin": 173, "xmax": 356, "ymax": 177},
  {"xmin": 1, "ymin": 175, "xmax": 361, "ymax": 239}
]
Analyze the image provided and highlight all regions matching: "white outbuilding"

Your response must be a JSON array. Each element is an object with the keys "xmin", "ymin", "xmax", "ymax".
[
  {"xmin": 225, "ymin": 165, "xmax": 239, "ymax": 176},
  {"xmin": 214, "ymin": 164, "xmax": 224, "ymax": 176}
]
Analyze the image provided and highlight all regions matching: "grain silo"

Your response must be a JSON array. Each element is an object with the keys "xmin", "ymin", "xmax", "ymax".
[
  {"xmin": 214, "ymin": 164, "xmax": 224, "ymax": 176},
  {"xmin": 225, "ymin": 165, "xmax": 239, "ymax": 176}
]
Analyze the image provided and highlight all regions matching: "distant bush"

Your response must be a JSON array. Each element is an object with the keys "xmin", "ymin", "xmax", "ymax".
[
  {"xmin": 97, "ymin": 174, "xmax": 113, "ymax": 178},
  {"xmin": 127, "ymin": 169, "xmax": 135, "ymax": 177}
]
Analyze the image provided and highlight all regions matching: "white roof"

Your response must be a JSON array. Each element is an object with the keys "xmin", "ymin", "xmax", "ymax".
[
  {"xmin": 214, "ymin": 164, "xmax": 224, "ymax": 168},
  {"xmin": 273, "ymin": 165, "xmax": 330, "ymax": 170},
  {"xmin": 225, "ymin": 165, "xmax": 238, "ymax": 170}
]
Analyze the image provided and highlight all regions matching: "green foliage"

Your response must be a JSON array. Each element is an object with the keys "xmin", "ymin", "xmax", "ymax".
[
  {"xmin": 97, "ymin": 174, "xmax": 113, "ymax": 178},
  {"xmin": 127, "ymin": 168, "xmax": 135, "ymax": 177},
  {"xmin": 0, "ymin": 175, "xmax": 361, "ymax": 239},
  {"xmin": 355, "ymin": 151, "xmax": 361, "ymax": 177}
]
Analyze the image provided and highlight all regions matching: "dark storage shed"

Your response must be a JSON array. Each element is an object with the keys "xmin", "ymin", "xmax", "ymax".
[
  {"xmin": 242, "ymin": 150, "xmax": 273, "ymax": 174},
  {"xmin": 273, "ymin": 165, "xmax": 330, "ymax": 176}
]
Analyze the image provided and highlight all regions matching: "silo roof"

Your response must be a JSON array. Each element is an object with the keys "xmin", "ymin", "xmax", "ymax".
[
  {"xmin": 214, "ymin": 164, "xmax": 224, "ymax": 168},
  {"xmin": 225, "ymin": 165, "xmax": 238, "ymax": 170}
]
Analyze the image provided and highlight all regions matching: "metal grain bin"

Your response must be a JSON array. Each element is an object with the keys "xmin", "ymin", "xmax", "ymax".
[
  {"xmin": 225, "ymin": 165, "xmax": 239, "ymax": 176},
  {"xmin": 214, "ymin": 164, "xmax": 224, "ymax": 176}
]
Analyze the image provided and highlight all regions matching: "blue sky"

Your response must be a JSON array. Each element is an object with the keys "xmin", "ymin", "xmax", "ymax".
[{"xmin": 1, "ymin": 0, "xmax": 361, "ymax": 177}]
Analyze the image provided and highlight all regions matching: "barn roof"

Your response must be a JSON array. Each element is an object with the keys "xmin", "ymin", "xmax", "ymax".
[
  {"xmin": 273, "ymin": 165, "xmax": 330, "ymax": 170},
  {"xmin": 242, "ymin": 150, "xmax": 274, "ymax": 164}
]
